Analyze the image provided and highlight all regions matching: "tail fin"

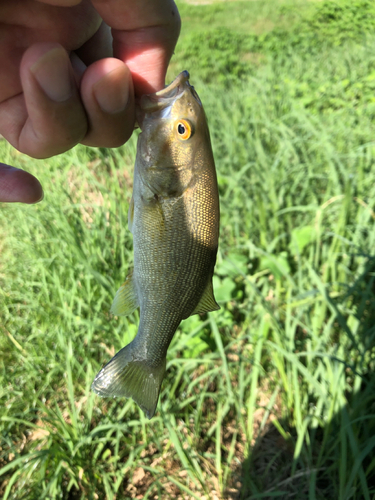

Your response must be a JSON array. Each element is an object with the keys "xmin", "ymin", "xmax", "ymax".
[{"xmin": 91, "ymin": 342, "xmax": 166, "ymax": 419}]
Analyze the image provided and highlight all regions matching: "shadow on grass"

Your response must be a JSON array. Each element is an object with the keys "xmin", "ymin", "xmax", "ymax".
[
  {"xmin": 238, "ymin": 256, "xmax": 375, "ymax": 500},
  {"xmin": 240, "ymin": 377, "xmax": 375, "ymax": 499}
]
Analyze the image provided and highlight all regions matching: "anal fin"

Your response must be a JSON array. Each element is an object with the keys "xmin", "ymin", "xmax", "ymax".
[{"xmin": 192, "ymin": 279, "xmax": 220, "ymax": 316}]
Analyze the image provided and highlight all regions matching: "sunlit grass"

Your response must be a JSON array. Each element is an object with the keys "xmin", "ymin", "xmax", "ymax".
[{"xmin": 1, "ymin": 1, "xmax": 375, "ymax": 498}]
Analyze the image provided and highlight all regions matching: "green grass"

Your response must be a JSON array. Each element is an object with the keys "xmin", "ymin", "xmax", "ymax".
[{"xmin": 1, "ymin": 0, "xmax": 375, "ymax": 498}]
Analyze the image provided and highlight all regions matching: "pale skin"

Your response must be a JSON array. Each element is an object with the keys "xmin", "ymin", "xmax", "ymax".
[{"xmin": 0, "ymin": 0, "xmax": 181, "ymax": 203}]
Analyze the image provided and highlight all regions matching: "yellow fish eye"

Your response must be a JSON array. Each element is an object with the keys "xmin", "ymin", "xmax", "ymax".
[{"xmin": 176, "ymin": 119, "xmax": 192, "ymax": 140}]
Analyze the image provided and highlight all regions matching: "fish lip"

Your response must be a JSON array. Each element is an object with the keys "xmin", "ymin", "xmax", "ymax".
[
  {"xmin": 139, "ymin": 70, "xmax": 190, "ymax": 114},
  {"xmin": 154, "ymin": 70, "xmax": 190, "ymax": 98}
]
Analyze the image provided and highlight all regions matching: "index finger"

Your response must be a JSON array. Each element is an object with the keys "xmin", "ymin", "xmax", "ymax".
[{"xmin": 91, "ymin": 0, "xmax": 181, "ymax": 95}]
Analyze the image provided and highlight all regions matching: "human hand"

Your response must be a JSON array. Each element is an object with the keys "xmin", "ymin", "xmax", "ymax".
[
  {"xmin": 0, "ymin": 164, "xmax": 43, "ymax": 203},
  {"xmin": 0, "ymin": 0, "xmax": 180, "ymax": 203}
]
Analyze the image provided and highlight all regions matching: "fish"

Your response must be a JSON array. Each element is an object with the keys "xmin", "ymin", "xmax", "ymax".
[{"xmin": 91, "ymin": 71, "xmax": 220, "ymax": 419}]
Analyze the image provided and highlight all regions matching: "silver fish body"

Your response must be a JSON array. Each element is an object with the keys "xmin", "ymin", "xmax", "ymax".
[{"xmin": 92, "ymin": 71, "xmax": 220, "ymax": 419}]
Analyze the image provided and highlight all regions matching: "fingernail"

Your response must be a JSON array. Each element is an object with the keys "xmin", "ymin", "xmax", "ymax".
[
  {"xmin": 31, "ymin": 47, "xmax": 74, "ymax": 102},
  {"xmin": 93, "ymin": 67, "xmax": 129, "ymax": 114},
  {"xmin": 35, "ymin": 190, "xmax": 44, "ymax": 203}
]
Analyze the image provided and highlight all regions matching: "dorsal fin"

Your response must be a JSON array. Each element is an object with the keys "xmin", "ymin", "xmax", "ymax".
[
  {"xmin": 111, "ymin": 271, "xmax": 139, "ymax": 316},
  {"xmin": 128, "ymin": 195, "xmax": 134, "ymax": 233}
]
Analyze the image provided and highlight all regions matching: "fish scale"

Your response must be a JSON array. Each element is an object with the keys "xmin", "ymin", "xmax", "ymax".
[{"xmin": 92, "ymin": 71, "xmax": 220, "ymax": 419}]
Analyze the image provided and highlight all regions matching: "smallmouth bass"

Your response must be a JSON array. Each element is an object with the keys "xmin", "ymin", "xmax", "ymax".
[{"xmin": 92, "ymin": 71, "xmax": 220, "ymax": 419}]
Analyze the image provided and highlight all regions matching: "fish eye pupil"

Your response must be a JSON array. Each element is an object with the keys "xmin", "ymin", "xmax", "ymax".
[{"xmin": 178, "ymin": 123, "xmax": 186, "ymax": 135}]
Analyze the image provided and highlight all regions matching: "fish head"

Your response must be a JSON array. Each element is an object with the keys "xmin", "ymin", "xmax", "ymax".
[{"xmin": 136, "ymin": 71, "xmax": 213, "ymax": 196}]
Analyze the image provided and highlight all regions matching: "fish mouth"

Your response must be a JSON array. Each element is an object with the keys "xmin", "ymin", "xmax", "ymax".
[{"xmin": 139, "ymin": 71, "xmax": 190, "ymax": 114}]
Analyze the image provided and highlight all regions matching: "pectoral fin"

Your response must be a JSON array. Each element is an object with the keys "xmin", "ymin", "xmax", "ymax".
[
  {"xmin": 111, "ymin": 272, "xmax": 139, "ymax": 316},
  {"xmin": 191, "ymin": 279, "xmax": 220, "ymax": 316}
]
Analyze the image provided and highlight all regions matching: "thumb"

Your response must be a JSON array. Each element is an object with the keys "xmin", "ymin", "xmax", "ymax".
[{"xmin": 0, "ymin": 164, "xmax": 43, "ymax": 203}]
